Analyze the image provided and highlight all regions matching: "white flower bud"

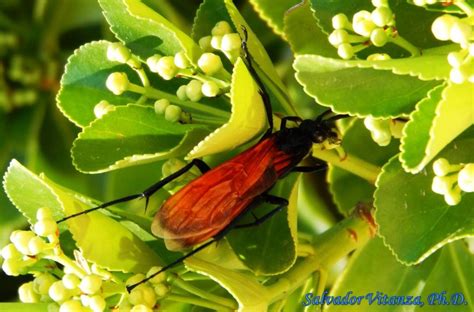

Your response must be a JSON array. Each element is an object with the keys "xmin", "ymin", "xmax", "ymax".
[
  {"xmin": 154, "ymin": 99, "xmax": 170, "ymax": 115},
  {"xmin": 201, "ymin": 81, "xmax": 220, "ymax": 97},
  {"xmin": 210, "ymin": 36, "xmax": 222, "ymax": 50},
  {"xmin": 329, "ymin": 29, "xmax": 349, "ymax": 47},
  {"xmin": 353, "ymin": 18, "xmax": 376, "ymax": 37},
  {"xmin": 372, "ymin": 0, "xmax": 389, "ymax": 7},
  {"xmin": 146, "ymin": 266, "xmax": 166, "ymax": 284},
  {"xmin": 62, "ymin": 274, "xmax": 81, "ymax": 290},
  {"xmin": 174, "ymin": 51, "xmax": 191, "ymax": 69},
  {"xmin": 337, "ymin": 43, "xmax": 354, "ymax": 59},
  {"xmin": 413, "ymin": 0, "xmax": 426, "ymax": 5},
  {"xmin": 131, "ymin": 305, "xmax": 152, "ymax": 312},
  {"xmin": 49, "ymin": 281, "xmax": 71, "ymax": 302},
  {"xmin": 28, "ymin": 236, "xmax": 48, "ymax": 255},
  {"xmin": 146, "ymin": 55, "xmax": 161, "ymax": 72},
  {"xmin": 176, "ymin": 85, "xmax": 188, "ymax": 100},
  {"xmin": 106, "ymin": 72, "xmax": 130, "ymax": 95},
  {"xmin": 447, "ymin": 51, "xmax": 465, "ymax": 68},
  {"xmin": 372, "ymin": 129, "xmax": 392, "ymax": 146},
  {"xmin": 221, "ymin": 33, "xmax": 241, "ymax": 51},
  {"xmin": 129, "ymin": 285, "xmax": 156, "ymax": 308},
  {"xmin": 59, "ymin": 300, "xmax": 83, "ymax": 312},
  {"xmin": 450, "ymin": 20, "xmax": 472, "ymax": 44},
  {"xmin": 156, "ymin": 56, "xmax": 178, "ymax": 80},
  {"xmin": 107, "ymin": 42, "xmax": 131, "ymax": 63},
  {"xmin": 458, "ymin": 164, "xmax": 474, "ymax": 192},
  {"xmin": 432, "ymin": 176, "xmax": 454, "ymax": 195},
  {"xmin": 367, "ymin": 53, "xmax": 391, "ymax": 61},
  {"xmin": 186, "ymin": 80, "xmax": 203, "ymax": 102},
  {"xmin": 353, "ymin": 10, "xmax": 372, "ymax": 23},
  {"xmin": 165, "ymin": 105, "xmax": 183, "ymax": 123},
  {"xmin": 449, "ymin": 66, "xmax": 468, "ymax": 84},
  {"xmin": 126, "ymin": 274, "xmax": 146, "ymax": 287},
  {"xmin": 433, "ymin": 158, "xmax": 451, "ymax": 176},
  {"xmin": 94, "ymin": 100, "xmax": 114, "ymax": 119},
  {"xmin": 79, "ymin": 275, "xmax": 102, "ymax": 295},
  {"xmin": 199, "ymin": 36, "xmax": 212, "ymax": 52},
  {"xmin": 212, "ymin": 21, "xmax": 232, "ymax": 36},
  {"xmin": 2, "ymin": 258, "xmax": 23, "ymax": 276},
  {"xmin": 34, "ymin": 274, "xmax": 57, "ymax": 295},
  {"xmin": 469, "ymin": 43, "xmax": 474, "ymax": 56},
  {"xmin": 371, "ymin": 7, "xmax": 393, "ymax": 27},
  {"xmin": 89, "ymin": 295, "xmax": 106, "ymax": 312},
  {"xmin": 19, "ymin": 282, "xmax": 40, "ymax": 303},
  {"xmin": 10, "ymin": 230, "xmax": 36, "ymax": 255},
  {"xmin": 36, "ymin": 207, "xmax": 53, "ymax": 221},
  {"xmin": 444, "ymin": 186, "xmax": 462, "ymax": 206},
  {"xmin": 332, "ymin": 13, "xmax": 350, "ymax": 30},
  {"xmin": 34, "ymin": 219, "xmax": 58, "ymax": 237},
  {"xmin": 1, "ymin": 243, "xmax": 22, "ymax": 260},
  {"xmin": 431, "ymin": 14, "xmax": 458, "ymax": 41},
  {"xmin": 153, "ymin": 284, "xmax": 169, "ymax": 298},
  {"xmin": 370, "ymin": 28, "xmax": 388, "ymax": 47}
]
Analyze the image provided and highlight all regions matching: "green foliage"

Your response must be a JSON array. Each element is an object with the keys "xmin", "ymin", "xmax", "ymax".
[{"xmin": 1, "ymin": 0, "xmax": 473, "ymax": 310}]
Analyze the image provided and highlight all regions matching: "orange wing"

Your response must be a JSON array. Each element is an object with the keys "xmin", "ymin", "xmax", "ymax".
[{"xmin": 151, "ymin": 136, "xmax": 295, "ymax": 251}]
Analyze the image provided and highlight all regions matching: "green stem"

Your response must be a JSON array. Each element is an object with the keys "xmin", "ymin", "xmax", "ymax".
[
  {"xmin": 170, "ymin": 276, "xmax": 237, "ymax": 309},
  {"xmin": 166, "ymin": 294, "xmax": 234, "ymax": 311},
  {"xmin": 266, "ymin": 208, "xmax": 374, "ymax": 303},
  {"xmin": 455, "ymin": 0, "xmax": 474, "ymax": 16},
  {"xmin": 389, "ymin": 35, "xmax": 420, "ymax": 57},
  {"xmin": 135, "ymin": 68, "xmax": 150, "ymax": 87},
  {"xmin": 312, "ymin": 148, "xmax": 381, "ymax": 184}
]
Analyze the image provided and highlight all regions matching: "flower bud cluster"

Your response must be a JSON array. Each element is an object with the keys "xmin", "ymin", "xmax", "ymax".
[
  {"xmin": 363, "ymin": 117, "xmax": 403, "ymax": 146},
  {"xmin": 154, "ymin": 99, "xmax": 190, "ymax": 123},
  {"xmin": 432, "ymin": 159, "xmax": 474, "ymax": 205},
  {"xmin": 198, "ymin": 21, "xmax": 241, "ymax": 63},
  {"xmin": 329, "ymin": 1, "xmax": 396, "ymax": 59},
  {"xmin": 428, "ymin": 5, "xmax": 474, "ymax": 84}
]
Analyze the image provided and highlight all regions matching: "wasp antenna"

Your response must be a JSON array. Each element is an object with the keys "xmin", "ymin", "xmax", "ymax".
[
  {"xmin": 315, "ymin": 109, "xmax": 333, "ymax": 123},
  {"xmin": 325, "ymin": 114, "xmax": 350, "ymax": 122}
]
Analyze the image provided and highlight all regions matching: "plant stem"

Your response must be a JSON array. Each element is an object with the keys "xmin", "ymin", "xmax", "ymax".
[
  {"xmin": 170, "ymin": 276, "xmax": 237, "ymax": 309},
  {"xmin": 312, "ymin": 148, "xmax": 381, "ymax": 184},
  {"xmin": 166, "ymin": 294, "xmax": 234, "ymax": 311},
  {"xmin": 266, "ymin": 207, "xmax": 374, "ymax": 304},
  {"xmin": 389, "ymin": 35, "xmax": 421, "ymax": 57}
]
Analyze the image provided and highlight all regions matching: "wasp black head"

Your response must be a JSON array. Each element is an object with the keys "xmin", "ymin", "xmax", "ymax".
[{"xmin": 298, "ymin": 118, "xmax": 342, "ymax": 145}]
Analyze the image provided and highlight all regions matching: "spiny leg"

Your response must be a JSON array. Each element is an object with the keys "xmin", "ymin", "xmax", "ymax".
[
  {"xmin": 58, "ymin": 159, "xmax": 211, "ymax": 223},
  {"xmin": 240, "ymin": 26, "xmax": 273, "ymax": 137},
  {"xmin": 292, "ymin": 163, "xmax": 327, "ymax": 173}
]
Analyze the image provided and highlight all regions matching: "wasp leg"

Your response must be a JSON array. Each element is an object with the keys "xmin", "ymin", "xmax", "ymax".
[
  {"xmin": 280, "ymin": 116, "xmax": 303, "ymax": 130},
  {"xmin": 240, "ymin": 26, "xmax": 273, "ymax": 138},
  {"xmin": 292, "ymin": 163, "xmax": 327, "ymax": 173},
  {"xmin": 234, "ymin": 194, "xmax": 288, "ymax": 229},
  {"xmin": 58, "ymin": 159, "xmax": 211, "ymax": 223}
]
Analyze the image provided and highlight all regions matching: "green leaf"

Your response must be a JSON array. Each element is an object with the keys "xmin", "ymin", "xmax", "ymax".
[
  {"xmin": 325, "ymin": 237, "xmax": 439, "ymax": 312},
  {"xmin": 3, "ymin": 159, "xmax": 65, "ymax": 224},
  {"xmin": 226, "ymin": 173, "xmax": 299, "ymax": 275},
  {"xmin": 0, "ymin": 303, "xmax": 49, "ymax": 312},
  {"xmin": 71, "ymin": 104, "xmax": 210, "ymax": 173},
  {"xmin": 99, "ymin": 0, "xmax": 200, "ymax": 62},
  {"xmin": 328, "ymin": 120, "xmax": 399, "ymax": 215},
  {"xmin": 185, "ymin": 257, "xmax": 272, "ymax": 311},
  {"xmin": 57, "ymin": 41, "xmax": 140, "ymax": 127},
  {"xmin": 186, "ymin": 58, "xmax": 266, "ymax": 159},
  {"xmin": 294, "ymin": 55, "xmax": 442, "ymax": 117},
  {"xmin": 402, "ymin": 81, "xmax": 473, "ymax": 173},
  {"xmin": 283, "ymin": 0, "xmax": 337, "ymax": 57},
  {"xmin": 248, "ymin": 0, "xmax": 300, "ymax": 38},
  {"xmin": 375, "ymin": 129, "xmax": 474, "ymax": 264}
]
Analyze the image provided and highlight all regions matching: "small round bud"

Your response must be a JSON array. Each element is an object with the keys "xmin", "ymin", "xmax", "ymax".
[
  {"xmin": 89, "ymin": 295, "xmax": 106, "ymax": 312},
  {"xmin": 36, "ymin": 207, "xmax": 53, "ymax": 221},
  {"xmin": 131, "ymin": 305, "xmax": 152, "ymax": 312},
  {"xmin": 129, "ymin": 285, "xmax": 156, "ymax": 308},
  {"xmin": 174, "ymin": 51, "xmax": 190, "ymax": 69},
  {"xmin": 19, "ymin": 282, "xmax": 40, "ymax": 303},
  {"xmin": 28, "ymin": 236, "xmax": 48, "ymax": 255},
  {"xmin": 372, "ymin": 129, "xmax": 391, "ymax": 146},
  {"xmin": 165, "ymin": 105, "xmax": 183, "ymax": 123},
  {"xmin": 458, "ymin": 164, "xmax": 474, "ymax": 193},
  {"xmin": 469, "ymin": 43, "xmax": 474, "ymax": 57},
  {"xmin": 450, "ymin": 20, "xmax": 472, "ymax": 44},
  {"xmin": 146, "ymin": 55, "xmax": 161, "ymax": 72},
  {"xmin": 328, "ymin": 29, "xmax": 349, "ymax": 47},
  {"xmin": 62, "ymin": 274, "xmax": 81, "ymax": 290},
  {"xmin": 449, "ymin": 66, "xmax": 468, "ymax": 84},
  {"xmin": 153, "ymin": 284, "xmax": 169, "ymax": 297},
  {"xmin": 202, "ymin": 81, "xmax": 220, "ymax": 97},
  {"xmin": 371, "ymin": 7, "xmax": 393, "ymax": 27},
  {"xmin": 413, "ymin": 0, "xmax": 426, "ymax": 5},
  {"xmin": 126, "ymin": 274, "xmax": 146, "ymax": 287},
  {"xmin": 353, "ymin": 18, "xmax": 376, "ymax": 37},
  {"xmin": 332, "ymin": 13, "xmax": 350, "ymax": 30},
  {"xmin": 34, "ymin": 273, "xmax": 57, "ymax": 295},
  {"xmin": 59, "ymin": 300, "xmax": 83, "ymax": 312},
  {"xmin": 353, "ymin": 10, "xmax": 372, "ymax": 23},
  {"xmin": 186, "ymin": 80, "xmax": 204, "ymax": 102},
  {"xmin": 447, "ymin": 51, "xmax": 465, "ymax": 68},
  {"xmin": 176, "ymin": 85, "xmax": 188, "ymax": 100},
  {"xmin": 10, "ymin": 230, "xmax": 36, "ymax": 255},
  {"xmin": 154, "ymin": 99, "xmax": 170, "ymax": 115},
  {"xmin": 79, "ymin": 275, "xmax": 102, "ymax": 295},
  {"xmin": 212, "ymin": 21, "xmax": 232, "ymax": 36},
  {"xmin": 107, "ymin": 42, "xmax": 131, "ymax": 63},
  {"xmin": 432, "ymin": 176, "xmax": 452, "ymax": 195},
  {"xmin": 94, "ymin": 100, "xmax": 114, "ymax": 119},
  {"xmin": 372, "ymin": 0, "xmax": 389, "ymax": 7},
  {"xmin": 156, "ymin": 56, "xmax": 178, "ymax": 80},
  {"xmin": 34, "ymin": 219, "xmax": 58, "ymax": 237},
  {"xmin": 1, "ymin": 243, "xmax": 22, "ymax": 260},
  {"xmin": 444, "ymin": 187, "xmax": 461, "ymax": 206},
  {"xmin": 431, "ymin": 14, "xmax": 458, "ymax": 41},
  {"xmin": 337, "ymin": 43, "xmax": 354, "ymax": 59},
  {"xmin": 210, "ymin": 36, "xmax": 222, "ymax": 50},
  {"xmin": 106, "ymin": 72, "xmax": 130, "ymax": 95},
  {"xmin": 2, "ymin": 258, "xmax": 23, "ymax": 276},
  {"xmin": 49, "ymin": 281, "xmax": 71, "ymax": 302},
  {"xmin": 370, "ymin": 28, "xmax": 388, "ymax": 47},
  {"xmin": 199, "ymin": 36, "xmax": 212, "ymax": 52},
  {"xmin": 146, "ymin": 266, "xmax": 166, "ymax": 284},
  {"xmin": 433, "ymin": 158, "xmax": 451, "ymax": 176},
  {"xmin": 221, "ymin": 33, "xmax": 241, "ymax": 51},
  {"xmin": 367, "ymin": 53, "xmax": 391, "ymax": 61}
]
